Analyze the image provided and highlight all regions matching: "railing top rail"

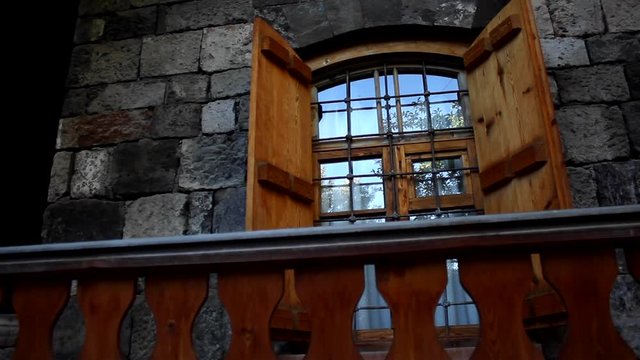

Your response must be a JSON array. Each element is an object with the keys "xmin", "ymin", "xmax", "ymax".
[{"xmin": 1, "ymin": 206, "xmax": 639, "ymax": 275}]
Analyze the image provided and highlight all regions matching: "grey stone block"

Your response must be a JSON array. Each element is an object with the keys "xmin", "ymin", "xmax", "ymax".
[
  {"xmin": 141, "ymin": 31, "xmax": 203, "ymax": 77},
  {"xmin": 57, "ymin": 109, "xmax": 154, "ymax": 149},
  {"xmin": 594, "ymin": 162, "xmax": 638, "ymax": 206},
  {"xmin": 361, "ymin": 0, "xmax": 402, "ymax": 27},
  {"xmin": 210, "ymin": 67, "xmax": 251, "ymax": 99},
  {"xmin": 193, "ymin": 274, "xmax": 231, "ymax": 360},
  {"xmin": 0, "ymin": 348, "xmax": 14, "ymax": 360},
  {"xmin": 202, "ymin": 100, "xmax": 236, "ymax": 134},
  {"xmin": 159, "ymin": 0, "xmax": 252, "ymax": 33},
  {"xmin": 548, "ymin": 75, "xmax": 560, "ymax": 106},
  {"xmin": 587, "ymin": 33, "xmax": 640, "ymax": 63},
  {"xmin": 548, "ymin": 0, "xmax": 604, "ymax": 36},
  {"xmin": 178, "ymin": 133, "xmax": 247, "ymax": 190},
  {"xmin": 188, "ymin": 191, "xmax": 214, "ymax": 234},
  {"xmin": 111, "ymin": 139, "xmax": 180, "ymax": 196},
  {"xmin": 74, "ymin": 17, "xmax": 106, "ymax": 43},
  {"xmin": 325, "ymin": 0, "xmax": 365, "ymax": 34},
  {"xmin": 283, "ymin": 1, "xmax": 333, "ymax": 46},
  {"xmin": 102, "ymin": 7, "xmax": 158, "ymax": 41},
  {"xmin": 625, "ymin": 62, "xmax": 640, "ymax": 99},
  {"xmin": 87, "ymin": 80, "xmax": 166, "ymax": 113},
  {"xmin": 71, "ymin": 148, "xmax": 112, "ymax": 199},
  {"xmin": 78, "ymin": 0, "xmax": 129, "ymax": 16},
  {"xmin": 556, "ymin": 65, "xmax": 630, "ymax": 103},
  {"xmin": 621, "ymin": 101, "xmax": 640, "ymax": 154},
  {"xmin": 151, "ymin": 103, "xmax": 202, "ymax": 138},
  {"xmin": 42, "ymin": 199, "xmax": 124, "ymax": 242},
  {"xmin": 52, "ymin": 296, "xmax": 84, "ymax": 360},
  {"xmin": 67, "ymin": 39, "xmax": 141, "ymax": 87},
  {"xmin": 123, "ymin": 295, "xmax": 156, "ymax": 360},
  {"xmin": 213, "ymin": 187, "xmax": 246, "ymax": 233},
  {"xmin": 531, "ymin": 0, "xmax": 555, "ymax": 38},
  {"xmin": 434, "ymin": 0, "xmax": 477, "ymax": 28},
  {"xmin": 540, "ymin": 37, "xmax": 589, "ymax": 68},
  {"xmin": 201, "ymin": 23, "xmax": 252, "ymax": 73},
  {"xmin": 398, "ymin": 0, "xmax": 436, "ymax": 26},
  {"xmin": 62, "ymin": 86, "xmax": 104, "ymax": 117},
  {"xmin": 252, "ymin": 0, "xmax": 298, "ymax": 7},
  {"xmin": 253, "ymin": 6, "xmax": 296, "ymax": 47},
  {"xmin": 124, "ymin": 193, "xmax": 189, "ymax": 238},
  {"xmin": 610, "ymin": 274, "xmax": 640, "ymax": 357},
  {"xmin": 236, "ymin": 94, "xmax": 249, "ymax": 130},
  {"xmin": 567, "ymin": 166, "xmax": 598, "ymax": 208},
  {"xmin": 131, "ymin": 0, "xmax": 179, "ymax": 6},
  {"xmin": 556, "ymin": 105, "xmax": 630, "ymax": 164},
  {"xmin": 471, "ymin": 0, "xmax": 509, "ymax": 28},
  {"xmin": 601, "ymin": 0, "xmax": 640, "ymax": 33},
  {"xmin": 166, "ymin": 73, "xmax": 210, "ymax": 103},
  {"xmin": 48, "ymin": 152, "xmax": 74, "ymax": 202}
]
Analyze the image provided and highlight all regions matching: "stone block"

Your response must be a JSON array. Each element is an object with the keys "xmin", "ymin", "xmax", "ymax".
[
  {"xmin": 202, "ymin": 100, "xmax": 236, "ymax": 134},
  {"xmin": 78, "ymin": 0, "xmax": 129, "ymax": 15},
  {"xmin": 52, "ymin": 296, "xmax": 84, "ymax": 360},
  {"xmin": 71, "ymin": 148, "xmax": 112, "ymax": 198},
  {"xmin": 141, "ymin": 31, "xmax": 203, "ymax": 77},
  {"xmin": 178, "ymin": 134, "xmax": 247, "ymax": 190},
  {"xmin": 325, "ymin": 0, "xmax": 365, "ymax": 34},
  {"xmin": 74, "ymin": 17, "xmax": 105, "ymax": 43},
  {"xmin": 62, "ymin": 86, "xmax": 104, "ymax": 117},
  {"xmin": 253, "ymin": 6, "xmax": 296, "ymax": 47},
  {"xmin": 193, "ymin": 275, "xmax": 231, "ymax": 360},
  {"xmin": 567, "ymin": 166, "xmax": 598, "ymax": 208},
  {"xmin": 210, "ymin": 67, "xmax": 251, "ymax": 99},
  {"xmin": 124, "ymin": 193, "xmax": 189, "ymax": 238},
  {"xmin": 159, "ymin": 0, "xmax": 252, "ymax": 33},
  {"xmin": 540, "ymin": 37, "xmax": 589, "ymax": 68},
  {"xmin": 548, "ymin": 0, "xmax": 604, "ymax": 36},
  {"xmin": 610, "ymin": 274, "xmax": 640, "ymax": 356},
  {"xmin": 253, "ymin": 0, "xmax": 298, "ymax": 7},
  {"xmin": 236, "ymin": 94, "xmax": 249, "ymax": 130},
  {"xmin": 593, "ymin": 162, "xmax": 637, "ymax": 205},
  {"xmin": 548, "ymin": 75, "xmax": 560, "ymax": 106},
  {"xmin": 42, "ymin": 199, "xmax": 124, "ymax": 242},
  {"xmin": 625, "ymin": 62, "xmax": 640, "ymax": 99},
  {"xmin": 471, "ymin": 0, "xmax": 509, "ymax": 28},
  {"xmin": 111, "ymin": 139, "xmax": 180, "ymax": 196},
  {"xmin": 57, "ymin": 109, "xmax": 154, "ymax": 149},
  {"xmin": 556, "ymin": 105, "xmax": 630, "ymax": 164},
  {"xmin": 621, "ymin": 101, "xmax": 640, "ymax": 154},
  {"xmin": 213, "ymin": 187, "xmax": 246, "ymax": 233},
  {"xmin": 361, "ymin": 0, "xmax": 402, "ymax": 27},
  {"xmin": 67, "ymin": 39, "xmax": 141, "ymax": 87},
  {"xmin": 201, "ymin": 23, "xmax": 252, "ymax": 73},
  {"xmin": 531, "ymin": 0, "xmax": 555, "ymax": 38},
  {"xmin": 556, "ymin": 65, "xmax": 630, "ymax": 103},
  {"xmin": 166, "ymin": 73, "xmax": 209, "ymax": 103},
  {"xmin": 587, "ymin": 33, "xmax": 640, "ymax": 63},
  {"xmin": 87, "ymin": 80, "xmax": 166, "ymax": 113},
  {"xmin": 122, "ymin": 295, "xmax": 156, "ymax": 360},
  {"xmin": 0, "ymin": 349, "xmax": 14, "ymax": 360},
  {"xmin": 48, "ymin": 151, "xmax": 74, "ymax": 202},
  {"xmin": 103, "ymin": 7, "xmax": 158, "ymax": 41},
  {"xmin": 283, "ymin": 1, "xmax": 333, "ymax": 46},
  {"xmin": 131, "ymin": 0, "xmax": 178, "ymax": 6},
  {"xmin": 151, "ymin": 103, "xmax": 202, "ymax": 138},
  {"xmin": 601, "ymin": 0, "xmax": 640, "ymax": 33},
  {"xmin": 188, "ymin": 191, "xmax": 214, "ymax": 234},
  {"xmin": 434, "ymin": 0, "xmax": 477, "ymax": 28},
  {"xmin": 398, "ymin": 0, "xmax": 435, "ymax": 26}
]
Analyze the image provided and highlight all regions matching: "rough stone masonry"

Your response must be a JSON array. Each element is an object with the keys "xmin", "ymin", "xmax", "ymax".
[{"xmin": 3, "ymin": 0, "xmax": 636, "ymax": 359}]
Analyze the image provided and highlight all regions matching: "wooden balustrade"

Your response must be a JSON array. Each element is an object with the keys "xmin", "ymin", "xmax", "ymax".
[{"xmin": 0, "ymin": 206, "xmax": 638, "ymax": 359}]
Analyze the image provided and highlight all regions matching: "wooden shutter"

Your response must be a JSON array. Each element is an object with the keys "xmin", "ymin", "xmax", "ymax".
[
  {"xmin": 464, "ymin": 0, "xmax": 572, "ymax": 213},
  {"xmin": 246, "ymin": 17, "xmax": 314, "ymax": 230}
]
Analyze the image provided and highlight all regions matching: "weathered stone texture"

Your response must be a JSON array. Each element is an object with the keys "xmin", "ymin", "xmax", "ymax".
[
  {"xmin": 78, "ymin": 0, "xmax": 129, "ymax": 16},
  {"xmin": 57, "ymin": 109, "xmax": 154, "ymax": 149},
  {"xmin": 325, "ymin": 0, "xmax": 365, "ymax": 34},
  {"xmin": 87, "ymin": 81, "xmax": 166, "ymax": 113},
  {"xmin": 621, "ymin": 101, "xmax": 640, "ymax": 154},
  {"xmin": 540, "ymin": 37, "xmax": 589, "ymax": 68},
  {"xmin": 111, "ymin": 139, "xmax": 180, "ymax": 196},
  {"xmin": 567, "ymin": 167, "xmax": 598, "ymax": 208},
  {"xmin": 124, "ymin": 193, "xmax": 189, "ymax": 238},
  {"xmin": 121, "ymin": 295, "xmax": 156, "ymax": 360},
  {"xmin": 159, "ymin": 0, "xmax": 252, "ymax": 33},
  {"xmin": 213, "ymin": 187, "xmax": 246, "ymax": 233},
  {"xmin": 284, "ymin": 1, "xmax": 333, "ymax": 46},
  {"xmin": 166, "ymin": 74, "xmax": 210, "ymax": 103},
  {"xmin": 587, "ymin": 33, "xmax": 640, "ymax": 64},
  {"xmin": 52, "ymin": 297, "xmax": 84, "ymax": 360},
  {"xmin": 210, "ymin": 68, "xmax": 250, "ymax": 99},
  {"xmin": 555, "ymin": 65, "xmax": 631, "ymax": 103},
  {"xmin": 601, "ymin": 0, "xmax": 640, "ymax": 33},
  {"xmin": 625, "ymin": 62, "xmax": 640, "ymax": 99},
  {"xmin": 202, "ymin": 100, "xmax": 236, "ymax": 134},
  {"xmin": 548, "ymin": 75, "xmax": 560, "ymax": 106},
  {"xmin": 151, "ymin": 103, "xmax": 202, "ymax": 138},
  {"xmin": 102, "ymin": 7, "xmax": 158, "ymax": 41},
  {"xmin": 75, "ymin": 17, "xmax": 106, "ymax": 43},
  {"xmin": 131, "ymin": 0, "xmax": 178, "ymax": 6},
  {"xmin": 42, "ymin": 199, "xmax": 124, "ymax": 242},
  {"xmin": 178, "ymin": 134, "xmax": 247, "ymax": 190},
  {"xmin": 360, "ymin": 0, "xmax": 402, "ymax": 27},
  {"xmin": 62, "ymin": 86, "xmax": 105, "ymax": 117},
  {"xmin": 48, "ymin": 152, "xmax": 74, "ymax": 202},
  {"xmin": 434, "ymin": 0, "xmax": 477, "ymax": 28},
  {"xmin": 253, "ymin": 6, "xmax": 296, "ymax": 46},
  {"xmin": 141, "ymin": 31, "xmax": 203, "ymax": 77},
  {"xmin": 67, "ymin": 39, "xmax": 141, "ymax": 87},
  {"xmin": 71, "ymin": 148, "xmax": 112, "ymax": 198},
  {"xmin": 188, "ymin": 191, "xmax": 214, "ymax": 234},
  {"xmin": 531, "ymin": 0, "xmax": 554, "ymax": 38},
  {"xmin": 0, "ymin": 348, "xmax": 14, "ymax": 360},
  {"xmin": 236, "ymin": 95, "xmax": 249, "ymax": 130},
  {"xmin": 556, "ymin": 105, "xmax": 630, "ymax": 164},
  {"xmin": 200, "ymin": 24, "xmax": 252, "ymax": 72},
  {"xmin": 193, "ymin": 275, "xmax": 231, "ymax": 360},
  {"xmin": 594, "ymin": 162, "xmax": 638, "ymax": 206},
  {"xmin": 548, "ymin": 0, "xmax": 604, "ymax": 36},
  {"xmin": 611, "ymin": 274, "xmax": 640, "ymax": 356}
]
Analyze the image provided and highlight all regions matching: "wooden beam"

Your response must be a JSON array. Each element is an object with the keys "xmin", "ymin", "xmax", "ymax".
[{"xmin": 257, "ymin": 161, "xmax": 314, "ymax": 203}]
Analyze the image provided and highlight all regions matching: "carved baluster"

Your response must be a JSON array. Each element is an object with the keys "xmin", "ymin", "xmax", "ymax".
[
  {"xmin": 218, "ymin": 271, "xmax": 283, "ymax": 360},
  {"xmin": 13, "ymin": 280, "xmax": 70, "ymax": 359},
  {"xmin": 542, "ymin": 249, "xmax": 635, "ymax": 359},
  {"xmin": 296, "ymin": 264, "xmax": 364, "ymax": 360},
  {"xmin": 78, "ymin": 277, "xmax": 136, "ymax": 360},
  {"xmin": 459, "ymin": 254, "xmax": 543, "ymax": 359},
  {"xmin": 146, "ymin": 274, "xmax": 209, "ymax": 360},
  {"xmin": 377, "ymin": 260, "xmax": 448, "ymax": 360}
]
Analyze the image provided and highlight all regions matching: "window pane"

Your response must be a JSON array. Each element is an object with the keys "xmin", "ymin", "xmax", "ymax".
[
  {"xmin": 320, "ymin": 162, "xmax": 349, "ymax": 213},
  {"xmin": 351, "ymin": 77, "xmax": 376, "ymax": 110},
  {"xmin": 413, "ymin": 158, "xmax": 464, "ymax": 197},
  {"xmin": 319, "ymin": 83, "xmax": 346, "ymax": 102},
  {"xmin": 430, "ymin": 102, "xmax": 464, "ymax": 129},
  {"xmin": 351, "ymin": 109, "xmax": 380, "ymax": 136},
  {"xmin": 318, "ymin": 84, "xmax": 347, "ymax": 138},
  {"xmin": 352, "ymin": 159, "xmax": 384, "ymax": 210}
]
